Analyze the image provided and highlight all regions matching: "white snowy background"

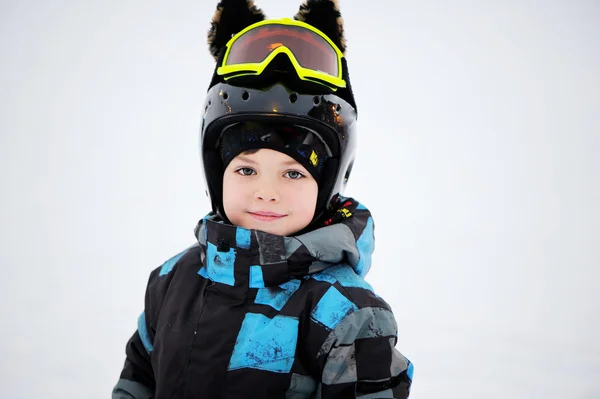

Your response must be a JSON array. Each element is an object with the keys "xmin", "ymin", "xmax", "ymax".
[{"xmin": 1, "ymin": 0, "xmax": 599, "ymax": 398}]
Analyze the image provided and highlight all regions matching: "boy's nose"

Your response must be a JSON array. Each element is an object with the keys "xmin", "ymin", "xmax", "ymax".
[{"xmin": 255, "ymin": 187, "xmax": 280, "ymax": 203}]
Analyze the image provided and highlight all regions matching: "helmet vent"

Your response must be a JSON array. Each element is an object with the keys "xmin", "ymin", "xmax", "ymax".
[
  {"xmin": 289, "ymin": 93, "xmax": 298, "ymax": 103},
  {"xmin": 312, "ymin": 96, "xmax": 320, "ymax": 105},
  {"xmin": 241, "ymin": 91, "xmax": 250, "ymax": 101}
]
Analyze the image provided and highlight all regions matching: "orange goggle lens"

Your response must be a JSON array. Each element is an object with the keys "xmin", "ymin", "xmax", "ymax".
[{"xmin": 223, "ymin": 24, "xmax": 341, "ymax": 80}]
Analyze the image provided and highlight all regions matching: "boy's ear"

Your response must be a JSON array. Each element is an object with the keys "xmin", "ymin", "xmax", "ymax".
[
  {"xmin": 208, "ymin": 0, "xmax": 266, "ymax": 61},
  {"xmin": 294, "ymin": 0, "xmax": 346, "ymax": 55}
]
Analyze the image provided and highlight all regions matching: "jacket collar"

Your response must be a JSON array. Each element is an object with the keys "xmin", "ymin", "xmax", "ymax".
[{"xmin": 194, "ymin": 196, "xmax": 375, "ymax": 288}]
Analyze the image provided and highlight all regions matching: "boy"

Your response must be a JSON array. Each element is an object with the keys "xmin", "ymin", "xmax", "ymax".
[{"xmin": 113, "ymin": 0, "xmax": 413, "ymax": 397}]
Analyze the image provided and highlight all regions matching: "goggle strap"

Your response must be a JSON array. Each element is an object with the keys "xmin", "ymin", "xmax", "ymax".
[
  {"xmin": 208, "ymin": 47, "xmax": 228, "ymax": 91},
  {"xmin": 339, "ymin": 57, "xmax": 358, "ymax": 114}
]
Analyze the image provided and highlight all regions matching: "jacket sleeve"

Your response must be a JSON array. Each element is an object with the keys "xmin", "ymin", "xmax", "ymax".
[
  {"xmin": 112, "ymin": 271, "xmax": 160, "ymax": 398},
  {"xmin": 316, "ymin": 306, "xmax": 414, "ymax": 398}
]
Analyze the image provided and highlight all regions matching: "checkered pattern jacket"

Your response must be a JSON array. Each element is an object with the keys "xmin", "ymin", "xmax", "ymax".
[{"xmin": 113, "ymin": 197, "xmax": 413, "ymax": 398}]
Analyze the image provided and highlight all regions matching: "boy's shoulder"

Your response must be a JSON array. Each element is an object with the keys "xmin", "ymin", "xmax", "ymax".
[
  {"xmin": 305, "ymin": 264, "xmax": 393, "ymax": 313},
  {"xmin": 147, "ymin": 244, "xmax": 203, "ymax": 287},
  {"xmin": 300, "ymin": 264, "xmax": 399, "ymax": 362},
  {"xmin": 309, "ymin": 264, "xmax": 374, "ymax": 292}
]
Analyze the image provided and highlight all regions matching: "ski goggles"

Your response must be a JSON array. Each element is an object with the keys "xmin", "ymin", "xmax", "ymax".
[{"xmin": 217, "ymin": 18, "xmax": 346, "ymax": 90}]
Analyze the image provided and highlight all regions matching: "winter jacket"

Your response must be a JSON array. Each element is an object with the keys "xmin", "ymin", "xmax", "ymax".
[{"xmin": 113, "ymin": 197, "xmax": 413, "ymax": 398}]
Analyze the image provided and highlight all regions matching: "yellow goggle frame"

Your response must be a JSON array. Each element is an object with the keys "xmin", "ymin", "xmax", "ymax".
[{"xmin": 217, "ymin": 18, "xmax": 346, "ymax": 90}]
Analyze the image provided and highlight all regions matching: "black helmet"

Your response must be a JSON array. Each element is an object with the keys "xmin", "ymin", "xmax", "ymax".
[{"xmin": 199, "ymin": 0, "xmax": 358, "ymax": 229}]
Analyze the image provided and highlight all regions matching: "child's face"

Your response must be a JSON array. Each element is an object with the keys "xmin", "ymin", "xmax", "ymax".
[{"xmin": 222, "ymin": 148, "xmax": 318, "ymax": 236}]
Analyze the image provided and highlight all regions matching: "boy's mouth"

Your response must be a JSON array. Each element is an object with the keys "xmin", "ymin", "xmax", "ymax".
[{"xmin": 248, "ymin": 211, "xmax": 287, "ymax": 222}]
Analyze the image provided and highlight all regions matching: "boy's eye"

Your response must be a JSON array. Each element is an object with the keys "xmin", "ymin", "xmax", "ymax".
[
  {"xmin": 236, "ymin": 167, "xmax": 256, "ymax": 176},
  {"xmin": 285, "ymin": 170, "xmax": 304, "ymax": 180}
]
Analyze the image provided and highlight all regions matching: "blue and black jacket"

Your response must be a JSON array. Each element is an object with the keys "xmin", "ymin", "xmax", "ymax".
[{"xmin": 113, "ymin": 197, "xmax": 414, "ymax": 398}]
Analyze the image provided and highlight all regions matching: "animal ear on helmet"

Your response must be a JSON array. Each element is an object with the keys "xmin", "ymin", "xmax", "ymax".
[
  {"xmin": 294, "ymin": 0, "xmax": 346, "ymax": 55},
  {"xmin": 207, "ymin": 0, "xmax": 267, "ymax": 61}
]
